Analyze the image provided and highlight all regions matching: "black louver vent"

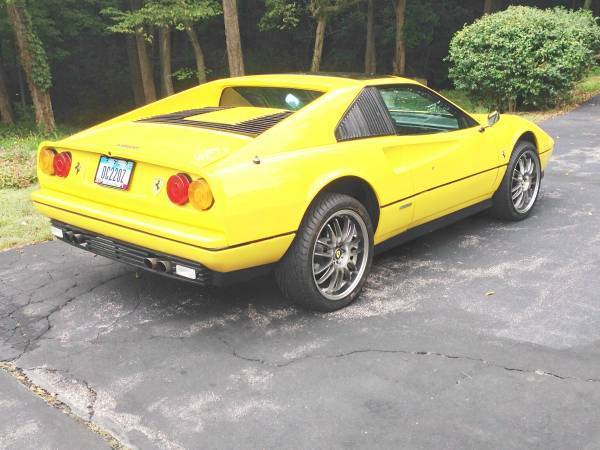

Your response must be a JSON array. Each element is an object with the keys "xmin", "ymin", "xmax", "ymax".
[
  {"xmin": 138, "ymin": 107, "xmax": 230, "ymax": 122},
  {"xmin": 335, "ymin": 87, "xmax": 396, "ymax": 141},
  {"xmin": 137, "ymin": 108, "xmax": 293, "ymax": 136}
]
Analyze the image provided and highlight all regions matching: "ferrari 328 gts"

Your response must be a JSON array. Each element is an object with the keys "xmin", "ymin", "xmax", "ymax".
[{"xmin": 33, "ymin": 74, "xmax": 553, "ymax": 311}]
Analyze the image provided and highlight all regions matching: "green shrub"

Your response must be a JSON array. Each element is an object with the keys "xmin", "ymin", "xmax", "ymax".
[{"xmin": 447, "ymin": 6, "xmax": 600, "ymax": 111}]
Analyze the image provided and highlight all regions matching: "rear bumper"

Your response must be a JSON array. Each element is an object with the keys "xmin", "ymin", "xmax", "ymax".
[
  {"xmin": 51, "ymin": 221, "xmax": 271, "ymax": 286},
  {"xmin": 32, "ymin": 188, "xmax": 295, "ymax": 272}
]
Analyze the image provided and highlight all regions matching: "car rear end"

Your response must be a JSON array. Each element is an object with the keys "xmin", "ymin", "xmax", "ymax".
[{"xmin": 31, "ymin": 108, "xmax": 296, "ymax": 285}]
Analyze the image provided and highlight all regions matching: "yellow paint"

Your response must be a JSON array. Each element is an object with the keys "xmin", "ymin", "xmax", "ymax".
[{"xmin": 32, "ymin": 74, "xmax": 554, "ymax": 273}]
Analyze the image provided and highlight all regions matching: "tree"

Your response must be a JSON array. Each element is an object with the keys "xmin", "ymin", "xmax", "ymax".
[
  {"xmin": 125, "ymin": 33, "xmax": 145, "ymax": 106},
  {"xmin": 365, "ymin": 0, "xmax": 376, "ymax": 74},
  {"xmin": 309, "ymin": 1, "xmax": 358, "ymax": 72},
  {"xmin": 392, "ymin": 0, "xmax": 406, "ymax": 75},
  {"xmin": 484, "ymin": 0, "xmax": 493, "ymax": 14},
  {"xmin": 583, "ymin": 0, "xmax": 593, "ymax": 10},
  {"xmin": 0, "ymin": 54, "xmax": 14, "ymax": 124},
  {"xmin": 222, "ymin": 0, "xmax": 244, "ymax": 76},
  {"xmin": 5, "ymin": 0, "xmax": 55, "ymax": 131},
  {"xmin": 103, "ymin": 0, "xmax": 158, "ymax": 103}
]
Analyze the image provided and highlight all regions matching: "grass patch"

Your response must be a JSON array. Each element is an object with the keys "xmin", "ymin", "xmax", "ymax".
[
  {"xmin": 0, "ymin": 185, "xmax": 52, "ymax": 251},
  {"xmin": 0, "ymin": 124, "xmax": 70, "ymax": 189}
]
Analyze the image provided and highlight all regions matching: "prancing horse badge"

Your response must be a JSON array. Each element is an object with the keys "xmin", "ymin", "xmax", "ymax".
[{"xmin": 153, "ymin": 177, "xmax": 163, "ymax": 195}]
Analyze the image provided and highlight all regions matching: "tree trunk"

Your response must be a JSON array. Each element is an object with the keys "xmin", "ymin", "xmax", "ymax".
[
  {"xmin": 311, "ymin": 16, "xmax": 327, "ymax": 72},
  {"xmin": 583, "ymin": 0, "xmax": 593, "ymax": 9},
  {"xmin": 185, "ymin": 26, "xmax": 207, "ymax": 84},
  {"xmin": 0, "ymin": 56, "xmax": 15, "ymax": 125},
  {"xmin": 222, "ymin": 0, "xmax": 245, "ymax": 77},
  {"xmin": 364, "ymin": 0, "xmax": 376, "ymax": 74},
  {"xmin": 158, "ymin": 26, "xmax": 174, "ymax": 97},
  {"xmin": 5, "ymin": 1, "xmax": 55, "ymax": 132},
  {"xmin": 393, "ymin": 0, "xmax": 407, "ymax": 76},
  {"xmin": 484, "ymin": 0, "xmax": 493, "ymax": 14},
  {"xmin": 135, "ymin": 28, "xmax": 157, "ymax": 103},
  {"xmin": 125, "ymin": 34, "xmax": 145, "ymax": 106}
]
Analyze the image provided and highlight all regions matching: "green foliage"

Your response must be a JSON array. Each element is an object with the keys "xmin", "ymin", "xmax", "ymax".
[
  {"xmin": 404, "ymin": 0, "xmax": 439, "ymax": 49},
  {"xmin": 102, "ymin": 0, "xmax": 221, "ymax": 35},
  {"xmin": 259, "ymin": 0, "xmax": 301, "ymax": 31},
  {"xmin": 173, "ymin": 66, "xmax": 212, "ymax": 81},
  {"xmin": 16, "ymin": 2, "xmax": 53, "ymax": 91},
  {"xmin": 447, "ymin": 6, "xmax": 600, "ymax": 111}
]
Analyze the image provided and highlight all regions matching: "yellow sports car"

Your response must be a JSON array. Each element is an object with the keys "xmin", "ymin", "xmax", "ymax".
[{"xmin": 32, "ymin": 74, "xmax": 553, "ymax": 311}]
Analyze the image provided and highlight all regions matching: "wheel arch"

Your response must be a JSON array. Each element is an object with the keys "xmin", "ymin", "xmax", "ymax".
[
  {"xmin": 304, "ymin": 175, "xmax": 381, "ymax": 232},
  {"xmin": 516, "ymin": 131, "xmax": 538, "ymax": 151}
]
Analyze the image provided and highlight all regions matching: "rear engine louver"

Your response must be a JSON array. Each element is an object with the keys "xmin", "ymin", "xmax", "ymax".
[{"xmin": 137, "ymin": 108, "xmax": 293, "ymax": 137}]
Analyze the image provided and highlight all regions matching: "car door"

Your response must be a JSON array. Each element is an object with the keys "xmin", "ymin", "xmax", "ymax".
[{"xmin": 376, "ymin": 85, "xmax": 500, "ymax": 225}]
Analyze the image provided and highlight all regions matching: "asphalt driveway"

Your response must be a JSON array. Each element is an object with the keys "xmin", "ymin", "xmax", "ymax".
[{"xmin": 1, "ymin": 96, "xmax": 600, "ymax": 449}]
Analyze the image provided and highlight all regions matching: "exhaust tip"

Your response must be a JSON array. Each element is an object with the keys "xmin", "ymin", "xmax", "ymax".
[
  {"xmin": 144, "ymin": 258, "xmax": 159, "ymax": 270},
  {"xmin": 72, "ymin": 233, "xmax": 85, "ymax": 244},
  {"xmin": 156, "ymin": 261, "xmax": 173, "ymax": 273},
  {"xmin": 64, "ymin": 231, "xmax": 74, "ymax": 242}
]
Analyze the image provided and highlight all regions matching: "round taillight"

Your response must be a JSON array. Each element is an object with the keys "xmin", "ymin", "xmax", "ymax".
[
  {"xmin": 167, "ymin": 173, "xmax": 191, "ymax": 205},
  {"xmin": 53, "ymin": 152, "xmax": 72, "ymax": 178},
  {"xmin": 188, "ymin": 179, "xmax": 214, "ymax": 210},
  {"xmin": 39, "ymin": 148, "xmax": 57, "ymax": 175}
]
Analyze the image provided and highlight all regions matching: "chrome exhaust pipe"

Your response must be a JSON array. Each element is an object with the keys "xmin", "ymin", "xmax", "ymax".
[
  {"xmin": 156, "ymin": 260, "xmax": 172, "ymax": 273},
  {"xmin": 144, "ymin": 258, "xmax": 159, "ymax": 270},
  {"xmin": 64, "ymin": 231, "xmax": 74, "ymax": 242},
  {"xmin": 72, "ymin": 233, "xmax": 85, "ymax": 244}
]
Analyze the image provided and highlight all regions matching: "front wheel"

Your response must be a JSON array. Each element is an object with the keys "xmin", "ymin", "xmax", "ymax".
[
  {"xmin": 275, "ymin": 193, "xmax": 374, "ymax": 312},
  {"xmin": 490, "ymin": 141, "xmax": 542, "ymax": 221}
]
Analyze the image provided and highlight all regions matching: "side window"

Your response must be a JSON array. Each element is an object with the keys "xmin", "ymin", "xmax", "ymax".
[{"xmin": 377, "ymin": 86, "xmax": 476, "ymax": 135}]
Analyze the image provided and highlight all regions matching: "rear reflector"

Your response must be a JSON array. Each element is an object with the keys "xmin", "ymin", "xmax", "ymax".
[
  {"xmin": 50, "ymin": 226, "xmax": 63, "ymax": 238},
  {"xmin": 175, "ymin": 264, "xmax": 197, "ymax": 280}
]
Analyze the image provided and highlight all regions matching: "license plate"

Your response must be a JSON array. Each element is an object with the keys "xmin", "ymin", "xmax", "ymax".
[{"xmin": 95, "ymin": 156, "xmax": 134, "ymax": 190}]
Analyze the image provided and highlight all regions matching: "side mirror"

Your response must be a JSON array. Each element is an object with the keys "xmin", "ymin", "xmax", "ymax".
[{"xmin": 488, "ymin": 110, "xmax": 500, "ymax": 127}]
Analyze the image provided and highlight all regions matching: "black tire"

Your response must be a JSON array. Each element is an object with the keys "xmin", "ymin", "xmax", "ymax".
[
  {"xmin": 275, "ymin": 193, "xmax": 374, "ymax": 312},
  {"xmin": 490, "ymin": 141, "xmax": 542, "ymax": 221}
]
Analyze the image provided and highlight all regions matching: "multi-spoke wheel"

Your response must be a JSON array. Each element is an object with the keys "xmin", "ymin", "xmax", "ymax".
[
  {"xmin": 491, "ymin": 141, "xmax": 542, "ymax": 220},
  {"xmin": 275, "ymin": 193, "xmax": 373, "ymax": 312},
  {"xmin": 312, "ymin": 210, "xmax": 369, "ymax": 301}
]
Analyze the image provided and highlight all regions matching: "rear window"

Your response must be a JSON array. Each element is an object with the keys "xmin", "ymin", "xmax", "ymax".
[{"xmin": 220, "ymin": 87, "xmax": 322, "ymax": 111}]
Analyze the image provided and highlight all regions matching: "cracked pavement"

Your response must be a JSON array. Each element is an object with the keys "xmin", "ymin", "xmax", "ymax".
[{"xmin": 2, "ymin": 96, "xmax": 600, "ymax": 449}]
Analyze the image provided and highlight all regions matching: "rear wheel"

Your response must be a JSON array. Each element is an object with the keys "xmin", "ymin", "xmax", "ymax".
[
  {"xmin": 490, "ymin": 141, "xmax": 541, "ymax": 221},
  {"xmin": 275, "ymin": 193, "xmax": 373, "ymax": 312}
]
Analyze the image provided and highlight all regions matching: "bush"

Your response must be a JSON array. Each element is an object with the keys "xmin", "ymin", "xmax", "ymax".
[{"xmin": 447, "ymin": 6, "xmax": 600, "ymax": 111}]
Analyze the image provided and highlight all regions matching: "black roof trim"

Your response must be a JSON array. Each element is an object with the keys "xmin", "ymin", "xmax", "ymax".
[{"xmin": 286, "ymin": 72, "xmax": 397, "ymax": 80}]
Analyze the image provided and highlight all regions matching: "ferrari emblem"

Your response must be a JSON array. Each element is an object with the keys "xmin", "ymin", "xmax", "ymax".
[
  {"xmin": 153, "ymin": 177, "xmax": 163, "ymax": 195},
  {"xmin": 75, "ymin": 162, "xmax": 81, "ymax": 174},
  {"xmin": 335, "ymin": 249, "xmax": 342, "ymax": 259},
  {"xmin": 502, "ymin": 150, "xmax": 506, "ymax": 159}
]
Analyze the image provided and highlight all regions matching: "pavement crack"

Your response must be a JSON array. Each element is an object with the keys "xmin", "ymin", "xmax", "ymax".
[
  {"xmin": 0, "ymin": 361, "xmax": 128, "ymax": 449},
  {"xmin": 219, "ymin": 341, "xmax": 600, "ymax": 383},
  {"xmin": 2, "ymin": 272, "xmax": 132, "ymax": 363}
]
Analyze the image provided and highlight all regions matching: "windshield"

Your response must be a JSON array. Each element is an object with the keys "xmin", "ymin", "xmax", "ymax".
[{"xmin": 220, "ymin": 87, "xmax": 323, "ymax": 111}]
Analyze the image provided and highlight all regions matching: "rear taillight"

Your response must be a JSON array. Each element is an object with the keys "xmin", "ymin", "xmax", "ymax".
[
  {"xmin": 189, "ymin": 179, "xmax": 214, "ymax": 210},
  {"xmin": 167, "ymin": 173, "xmax": 191, "ymax": 205},
  {"xmin": 53, "ymin": 152, "xmax": 72, "ymax": 178},
  {"xmin": 39, "ymin": 148, "xmax": 57, "ymax": 175}
]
